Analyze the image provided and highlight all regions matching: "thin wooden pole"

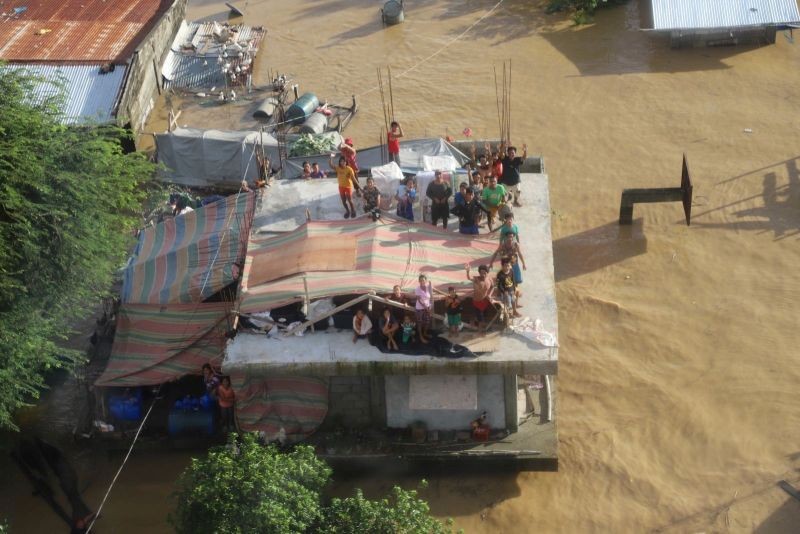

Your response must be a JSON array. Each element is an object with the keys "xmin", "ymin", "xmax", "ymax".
[
  {"xmin": 303, "ymin": 276, "xmax": 314, "ymax": 332},
  {"xmin": 283, "ymin": 293, "xmax": 371, "ymax": 336}
]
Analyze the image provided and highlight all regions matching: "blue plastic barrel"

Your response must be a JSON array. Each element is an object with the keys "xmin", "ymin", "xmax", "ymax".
[
  {"xmin": 286, "ymin": 93, "xmax": 319, "ymax": 125},
  {"xmin": 168, "ymin": 409, "xmax": 215, "ymax": 436}
]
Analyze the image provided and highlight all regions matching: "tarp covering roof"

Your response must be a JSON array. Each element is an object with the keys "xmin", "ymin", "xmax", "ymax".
[
  {"xmin": 155, "ymin": 128, "xmax": 277, "ymax": 187},
  {"xmin": 237, "ymin": 216, "xmax": 499, "ymax": 314},
  {"xmin": 122, "ymin": 192, "xmax": 256, "ymax": 305},
  {"xmin": 95, "ymin": 302, "xmax": 231, "ymax": 387},
  {"xmin": 230, "ymin": 374, "xmax": 328, "ymax": 443},
  {"xmin": 644, "ymin": 0, "xmax": 800, "ymax": 30},
  {"xmin": 155, "ymin": 128, "xmax": 467, "ymax": 186}
]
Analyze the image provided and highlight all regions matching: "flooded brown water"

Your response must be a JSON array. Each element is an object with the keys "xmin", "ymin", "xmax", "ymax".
[{"xmin": 3, "ymin": 0, "xmax": 800, "ymax": 532}]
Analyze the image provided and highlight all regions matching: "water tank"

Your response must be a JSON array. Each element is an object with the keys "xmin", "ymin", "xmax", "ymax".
[
  {"xmin": 253, "ymin": 97, "xmax": 279, "ymax": 120},
  {"xmin": 286, "ymin": 93, "xmax": 319, "ymax": 125},
  {"xmin": 168, "ymin": 409, "xmax": 215, "ymax": 436},
  {"xmin": 382, "ymin": 0, "xmax": 404, "ymax": 25},
  {"xmin": 298, "ymin": 112, "xmax": 328, "ymax": 135}
]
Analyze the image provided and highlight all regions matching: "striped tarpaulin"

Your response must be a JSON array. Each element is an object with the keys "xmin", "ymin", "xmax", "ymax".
[
  {"xmin": 230, "ymin": 373, "xmax": 329, "ymax": 443},
  {"xmin": 238, "ymin": 216, "xmax": 499, "ymax": 314},
  {"xmin": 95, "ymin": 303, "xmax": 230, "ymax": 387},
  {"xmin": 122, "ymin": 193, "xmax": 256, "ymax": 304}
]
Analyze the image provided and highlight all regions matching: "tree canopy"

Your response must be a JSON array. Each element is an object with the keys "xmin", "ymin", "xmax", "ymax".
[
  {"xmin": 0, "ymin": 65, "xmax": 155, "ymax": 429},
  {"xmin": 171, "ymin": 433, "xmax": 455, "ymax": 534}
]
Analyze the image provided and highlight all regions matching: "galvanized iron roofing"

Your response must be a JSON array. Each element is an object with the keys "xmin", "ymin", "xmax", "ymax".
[
  {"xmin": 161, "ymin": 21, "xmax": 265, "ymax": 89},
  {"xmin": 1, "ymin": 63, "xmax": 127, "ymax": 123},
  {"xmin": 0, "ymin": 0, "xmax": 169, "ymax": 62},
  {"xmin": 645, "ymin": 0, "xmax": 800, "ymax": 31}
]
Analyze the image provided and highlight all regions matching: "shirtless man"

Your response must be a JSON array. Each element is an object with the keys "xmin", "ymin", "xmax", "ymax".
[{"xmin": 465, "ymin": 263, "xmax": 494, "ymax": 329}]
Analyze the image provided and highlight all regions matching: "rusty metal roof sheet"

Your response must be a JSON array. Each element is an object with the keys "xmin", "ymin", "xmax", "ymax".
[
  {"xmin": 1, "ymin": 63, "xmax": 127, "ymax": 123},
  {"xmin": 0, "ymin": 0, "xmax": 169, "ymax": 62},
  {"xmin": 645, "ymin": 0, "xmax": 800, "ymax": 31}
]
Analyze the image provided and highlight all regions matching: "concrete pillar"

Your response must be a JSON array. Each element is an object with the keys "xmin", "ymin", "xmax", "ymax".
[{"xmin": 503, "ymin": 374, "xmax": 518, "ymax": 432}]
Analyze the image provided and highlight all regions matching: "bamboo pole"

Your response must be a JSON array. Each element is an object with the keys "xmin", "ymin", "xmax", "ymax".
[
  {"xmin": 303, "ymin": 276, "xmax": 314, "ymax": 332},
  {"xmin": 282, "ymin": 293, "xmax": 371, "ymax": 337}
]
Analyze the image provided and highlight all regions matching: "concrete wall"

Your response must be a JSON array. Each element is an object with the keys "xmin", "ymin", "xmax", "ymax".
[
  {"xmin": 669, "ymin": 26, "xmax": 777, "ymax": 48},
  {"xmin": 385, "ymin": 374, "xmax": 507, "ymax": 431},
  {"xmin": 116, "ymin": 0, "xmax": 187, "ymax": 132},
  {"xmin": 327, "ymin": 376, "xmax": 383, "ymax": 428}
]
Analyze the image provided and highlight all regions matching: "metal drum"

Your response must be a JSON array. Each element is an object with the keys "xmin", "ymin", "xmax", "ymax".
[
  {"xmin": 298, "ymin": 112, "xmax": 328, "ymax": 135},
  {"xmin": 253, "ymin": 97, "xmax": 279, "ymax": 120},
  {"xmin": 382, "ymin": 0, "xmax": 404, "ymax": 25}
]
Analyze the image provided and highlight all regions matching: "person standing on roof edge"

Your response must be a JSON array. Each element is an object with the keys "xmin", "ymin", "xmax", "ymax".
[
  {"xmin": 362, "ymin": 176, "xmax": 382, "ymax": 214},
  {"xmin": 466, "ymin": 264, "xmax": 493, "ymax": 330},
  {"xmin": 415, "ymin": 275, "xmax": 433, "ymax": 344},
  {"xmin": 340, "ymin": 138, "xmax": 360, "ymax": 186},
  {"xmin": 329, "ymin": 154, "xmax": 358, "ymax": 219},
  {"xmin": 387, "ymin": 121, "xmax": 404, "ymax": 165},
  {"xmin": 426, "ymin": 170, "xmax": 452, "ymax": 229},
  {"xmin": 481, "ymin": 175, "xmax": 507, "ymax": 232},
  {"xmin": 500, "ymin": 143, "xmax": 527, "ymax": 207}
]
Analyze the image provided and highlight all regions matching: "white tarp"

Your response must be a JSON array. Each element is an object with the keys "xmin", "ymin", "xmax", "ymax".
[{"xmin": 156, "ymin": 128, "xmax": 469, "ymax": 187}]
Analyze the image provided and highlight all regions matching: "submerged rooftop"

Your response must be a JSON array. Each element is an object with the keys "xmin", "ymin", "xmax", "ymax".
[{"xmin": 223, "ymin": 169, "xmax": 558, "ymax": 377}]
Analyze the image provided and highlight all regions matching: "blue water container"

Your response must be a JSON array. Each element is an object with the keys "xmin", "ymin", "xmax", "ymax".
[
  {"xmin": 108, "ymin": 389, "xmax": 143, "ymax": 421},
  {"xmin": 286, "ymin": 93, "xmax": 319, "ymax": 125},
  {"xmin": 168, "ymin": 409, "xmax": 215, "ymax": 436}
]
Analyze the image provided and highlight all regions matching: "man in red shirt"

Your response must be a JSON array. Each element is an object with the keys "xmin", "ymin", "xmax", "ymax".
[{"xmin": 387, "ymin": 121, "xmax": 404, "ymax": 164}]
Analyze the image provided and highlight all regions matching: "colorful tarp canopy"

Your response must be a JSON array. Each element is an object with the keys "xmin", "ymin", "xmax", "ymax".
[
  {"xmin": 230, "ymin": 374, "xmax": 329, "ymax": 443},
  {"xmin": 237, "ymin": 216, "xmax": 499, "ymax": 314},
  {"xmin": 122, "ymin": 192, "xmax": 256, "ymax": 305},
  {"xmin": 96, "ymin": 302, "xmax": 231, "ymax": 387}
]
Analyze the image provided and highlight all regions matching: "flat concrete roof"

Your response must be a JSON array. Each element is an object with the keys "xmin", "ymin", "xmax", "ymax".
[{"xmin": 224, "ymin": 167, "xmax": 558, "ymax": 377}]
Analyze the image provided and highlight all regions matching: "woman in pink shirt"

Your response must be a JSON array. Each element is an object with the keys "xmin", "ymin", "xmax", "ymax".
[{"xmin": 414, "ymin": 274, "xmax": 433, "ymax": 344}]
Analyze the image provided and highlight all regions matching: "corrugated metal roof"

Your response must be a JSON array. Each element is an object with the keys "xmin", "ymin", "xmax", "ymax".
[
  {"xmin": 0, "ymin": 0, "xmax": 168, "ymax": 62},
  {"xmin": 648, "ymin": 0, "xmax": 800, "ymax": 31},
  {"xmin": 1, "ymin": 64, "xmax": 127, "ymax": 123},
  {"xmin": 162, "ymin": 21, "xmax": 265, "ymax": 89}
]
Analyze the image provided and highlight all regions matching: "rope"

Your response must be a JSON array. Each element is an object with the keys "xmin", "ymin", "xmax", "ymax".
[
  {"xmin": 85, "ymin": 388, "xmax": 160, "ymax": 533},
  {"xmin": 355, "ymin": 0, "xmax": 506, "ymax": 99}
]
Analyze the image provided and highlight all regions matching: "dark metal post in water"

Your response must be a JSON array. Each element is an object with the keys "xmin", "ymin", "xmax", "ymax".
[{"xmin": 619, "ymin": 153, "xmax": 694, "ymax": 226}]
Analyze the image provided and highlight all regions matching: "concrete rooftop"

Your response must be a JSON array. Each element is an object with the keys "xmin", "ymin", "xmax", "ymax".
[{"xmin": 224, "ymin": 166, "xmax": 558, "ymax": 377}]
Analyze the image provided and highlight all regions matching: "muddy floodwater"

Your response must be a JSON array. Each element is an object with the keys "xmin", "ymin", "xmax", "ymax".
[{"xmin": 3, "ymin": 0, "xmax": 800, "ymax": 532}]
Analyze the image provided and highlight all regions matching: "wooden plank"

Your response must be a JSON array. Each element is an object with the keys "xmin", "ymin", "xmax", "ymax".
[{"xmin": 283, "ymin": 293, "xmax": 370, "ymax": 336}]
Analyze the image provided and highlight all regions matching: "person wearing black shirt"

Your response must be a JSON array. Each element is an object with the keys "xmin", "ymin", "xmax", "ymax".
[
  {"xmin": 425, "ymin": 170, "xmax": 452, "ymax": 229},
  {"xmin": 450, "ymin": 187, "xmax": 490, "ymax": 235},
  {"xmin": 500, "ymin": 143, "xmax": 527, "ymax": 207}
]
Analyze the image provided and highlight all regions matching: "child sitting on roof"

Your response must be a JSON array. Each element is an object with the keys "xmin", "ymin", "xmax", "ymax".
[{"xmin": 352, "ymin": 308, "xmax": 373, "ymax": 344}]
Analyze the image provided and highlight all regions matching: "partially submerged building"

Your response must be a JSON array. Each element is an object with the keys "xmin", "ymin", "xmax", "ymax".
[
  {"xmin": 641, "ymin": 0, "xmax": 800, "ymax": 47},
  {"xmin": 222, "ymin": 158, "xmax": 559, "ymax": 468},
  {"xmin": 0, "ymin": 0, "xmax": 187, "ymax": 128}
]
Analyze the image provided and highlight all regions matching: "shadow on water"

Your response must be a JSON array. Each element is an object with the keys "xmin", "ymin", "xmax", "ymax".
[
  {"xmin": 754, "ymin": 488, "xmax": 800, "ymax": 534},
  {"xmin": 690, "ymin": 157, "xmax": 800, "ymax": 240},
  {"xmin": 553, "ymin": 219, "xmax": 647, "ymax": 282}
]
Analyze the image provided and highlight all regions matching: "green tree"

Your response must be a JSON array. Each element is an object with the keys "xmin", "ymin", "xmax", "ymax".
[
  {"xmin": 325, "ymin": 484, "xmax": 455, "ymax": 534},
  {"xmin": 171, "ymin": 434, "xmax": 331, "ymax": 534},
  {"xmin": 171, "ymin": 433, "xmax": 455, "ymax": 533},
  {"xmin": 0, "ymin": 65, "xmax": 155, "ymax": 429}
]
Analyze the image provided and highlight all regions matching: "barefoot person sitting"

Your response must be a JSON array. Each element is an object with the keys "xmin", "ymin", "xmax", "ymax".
[
  {"xmin": 379, "ymin": 307, "xmax": 400, "ymax": 350},
  {"xmin": 352, "ymin": 308, "xmax": 373, "ymax": 343}
]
